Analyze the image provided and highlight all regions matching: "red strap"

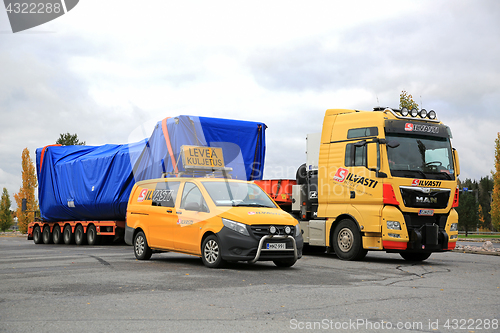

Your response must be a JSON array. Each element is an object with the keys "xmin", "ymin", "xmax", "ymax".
[
  {"xmin": 39, "ymin": 144, "xmax": 61, "ymax": 173},
  {"xmin": 162, "ymin": 117, "xmax": 178, "ymax": 175}
]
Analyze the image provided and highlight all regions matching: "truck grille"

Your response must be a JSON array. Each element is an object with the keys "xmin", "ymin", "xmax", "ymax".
[{"xmin": 399, "ymin": 186, "xmax": 450, "ymax": 209}]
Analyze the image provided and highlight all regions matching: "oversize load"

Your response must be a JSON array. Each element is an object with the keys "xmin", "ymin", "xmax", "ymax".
[{"xmin": 182, "ymin": 145, "xmax": 225, "ymax": 168}]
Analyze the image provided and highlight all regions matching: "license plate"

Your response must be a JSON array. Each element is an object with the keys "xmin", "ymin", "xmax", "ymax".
[
  {"xmin": 418, "ymin": 209, "xmax": 434, "ymax": 216},
  {"xmin": 266, "ymin": 243, "xmax": 286, "ymax": 250}
]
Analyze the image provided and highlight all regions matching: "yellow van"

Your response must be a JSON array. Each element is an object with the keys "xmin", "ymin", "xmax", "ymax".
[{"xmin": 124, "ymin": 177, "xmax": 303, "ymax": 268}]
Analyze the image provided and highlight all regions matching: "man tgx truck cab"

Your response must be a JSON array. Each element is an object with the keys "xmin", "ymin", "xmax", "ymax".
[
  {"xmin": 125, "ymin": 146, "xmax": 303, "ymax": 268},
  {"xmin": 292, "ymin": 107, "xmax": 460, "ymax": 261}
]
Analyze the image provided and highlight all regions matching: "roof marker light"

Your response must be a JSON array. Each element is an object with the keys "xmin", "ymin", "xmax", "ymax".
[
  {"xmin": 400, "ymin": 107, "xmax": 409, "ymax": 116},
  {"xmin": 428, "ymin": 110, "xmax": 436, "ymax": 119},
  {"xmin": 410, "ymin": 108, "xmax": 418, "ymax": 117}
]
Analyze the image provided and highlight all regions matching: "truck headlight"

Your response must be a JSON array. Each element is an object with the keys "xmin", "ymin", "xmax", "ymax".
[
  {"xmin": 387, "ymin": 221, "xmax": 401, "ymax": 230},
  {"xmin": 222, "ymin": 218, "xmax": 249, "ymax": 236},
  {"xmin": 450, "ymin": 223, "xmax": 458, "ymax": 231}
]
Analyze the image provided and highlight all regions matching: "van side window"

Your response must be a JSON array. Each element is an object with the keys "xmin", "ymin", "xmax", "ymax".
[
  {"xmin": 181, "ymin": 183, "xmax": 209, "ymax": 212},
  {"xmin": 152, "ymin": 182, "xmax": 180, "ymax": 207},
  {"xmin": 345, "ymin": 143, "xmax": 366, "ymax": 167},
  {"xmin": 347, "ymin": 127, "xmax": 378, "ymax": 139}
]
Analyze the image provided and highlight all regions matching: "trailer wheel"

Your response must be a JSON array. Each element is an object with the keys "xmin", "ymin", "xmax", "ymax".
[
  {"xmin": 273, "ymin": 258, "xmax": 297, "ymax": 267},
  {"xmin": 52, "ymin": 226, "xmax": 62, "ymax": 244},
  {"xmin": 75, "ymin": 225, "xmax": 86, "ymax": 245},
  {"xmin": 86, "ymin": 225, "xmax": 100, "ymax": 246},
  {"xmin": 201, "ymin": 235, "xmax": 226, "ymax": 268},
  {"xmin": 63, "ymin": 225, "xmax": 74, "ymax": 244},
  {"xmin": 332, "ymin": 219, "xmax": 367, "ymax": 261},
  {"xmin": 400, "ymin": 252, "xmax": 431, "ymax": 262},
  {"xmin": 33, "ymin": 226, "xmax": 43, "ymax": 244},
  {"xmin": 134, "ymin": 231, "xmax": 152, "ymax": 260},
  {"xmin": 42, "ymin": 226, "xmax": 53, "ymax": 244}
]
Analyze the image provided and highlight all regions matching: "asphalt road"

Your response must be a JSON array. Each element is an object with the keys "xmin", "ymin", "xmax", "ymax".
[{"xmin": 1, "ymin": 236, "xmax": 499, "ymax": 333}]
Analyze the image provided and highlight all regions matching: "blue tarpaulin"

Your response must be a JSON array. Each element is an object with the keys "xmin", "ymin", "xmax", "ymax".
[{"xmin": 37, "ymin": 116, "xmax": 266, "ymax": 222}]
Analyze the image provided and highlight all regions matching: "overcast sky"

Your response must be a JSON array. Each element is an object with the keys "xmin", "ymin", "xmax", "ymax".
[{"xmin": 1, "ymin": 0, "xmax": 499, "ymax": 206}]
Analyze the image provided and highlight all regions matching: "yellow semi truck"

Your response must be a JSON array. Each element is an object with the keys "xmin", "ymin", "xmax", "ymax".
[{"xmin": 260, "ymin": 107, "xmax": 460, "ymax": 261}]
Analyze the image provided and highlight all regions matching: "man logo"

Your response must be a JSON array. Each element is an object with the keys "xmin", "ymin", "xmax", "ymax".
[
  {"xmin": 4, "ymin": 0, "xmax": 79, "ymax": 33},
  {"xmin": 333, "ymin": 168, "xmax": 349, "ymax": 182}
]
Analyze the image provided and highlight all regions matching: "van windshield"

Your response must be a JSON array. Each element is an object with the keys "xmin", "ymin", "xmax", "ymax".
[
  {"xmin": 386, "ymin": 133, "xmax": 455, "ymax": 180},
  {"xmin": 202, "ymin": 181, "xmax": 277, "ymax": 208}
]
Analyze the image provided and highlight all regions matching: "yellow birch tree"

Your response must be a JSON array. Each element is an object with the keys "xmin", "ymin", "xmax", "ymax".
[
  {"xmin": 13, "ymin": 148, "xmax": 38, "ymax": 234},
  {"xmin": 492, "ymin": 132, "xmax": 500, "ymax": 231}
]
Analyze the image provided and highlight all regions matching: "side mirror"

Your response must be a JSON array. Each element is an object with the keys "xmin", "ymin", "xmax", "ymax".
[
  {"xmin": 367, "ymin": 143, "xmax": 378, "ymax": 170},
  {"xmin": 453, "ymin": 148, "xmax": 460, "ymax": 176}
]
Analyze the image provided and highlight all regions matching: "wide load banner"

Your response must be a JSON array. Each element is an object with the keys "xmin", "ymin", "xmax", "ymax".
[{"xmin": 37, "ymin": 116, "xmax": 266, "ymax": 222}]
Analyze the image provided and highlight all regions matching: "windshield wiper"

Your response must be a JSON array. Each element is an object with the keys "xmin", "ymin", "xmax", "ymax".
[{"xmin": 234, "ymin": 203, "xmax": 272, "ymax": 208}]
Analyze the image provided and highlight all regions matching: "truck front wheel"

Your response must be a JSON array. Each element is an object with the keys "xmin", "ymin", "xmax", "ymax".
[
  {"xmin": 33, "ymin": 226, "xmax": 42, "ymax": 244},
  {"xmin": 332, "ymin": 219, "xmax": 367, "ymax": 261}
]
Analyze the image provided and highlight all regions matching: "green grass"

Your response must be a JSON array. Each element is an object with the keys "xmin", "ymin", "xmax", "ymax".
[{"xmin": 458, "ymin": 234, "xmax": 500, "ymax": 239}]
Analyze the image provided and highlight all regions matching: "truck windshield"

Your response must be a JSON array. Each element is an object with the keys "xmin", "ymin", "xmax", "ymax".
[
  {"xmin": 386, "ymin": 133, "xmax": 455, "ymax": 180},
  {"xmin": 202, "ymin": 181, "xmax": 277, "ymax": 208}
]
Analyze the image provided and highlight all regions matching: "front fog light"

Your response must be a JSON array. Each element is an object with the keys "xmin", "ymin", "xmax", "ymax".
[
  {"xmin": 387, "ymin": 221, "xmax": 401, "ymax": 230},
  {"xmin": 400, "ymin": 107, "xmax": 409, "ymax": 116},
  {"xmin": 388, "ymin": 233, "xmax": 401, "ymax": 238},
  {"xmin": 419, "ymin": 109, "xmax": 427, "ymax": 118},
  {"xmin": 450, "ymin": 223, "xmax": 458, "ymax": 231},
  {"xmin": 410, "ymin": 108, "xmax": 419, "ymax": 117},
  {"xmin": 269, "ymin": 226, "xmax": 277, "ymax": 235},
  {"xmin": 450, "ymin": 234, "xmax": 458, "ymax": 240},
  {"xmin": 222, "ymin": 218, "xmax": 249, "ymax": 236},
  {"xmin": 284, "ymin": 226, "xmax": 292, "ymax": 235}
]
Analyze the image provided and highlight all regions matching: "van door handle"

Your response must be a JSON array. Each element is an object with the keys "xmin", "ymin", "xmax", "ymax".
[
  {"xmin": 166, "ymin": 209, "xmax": 173, "ymax": 213},
  {"xmin": 350, "ymin": 191, "xmax": 355, "ymax": 199}
]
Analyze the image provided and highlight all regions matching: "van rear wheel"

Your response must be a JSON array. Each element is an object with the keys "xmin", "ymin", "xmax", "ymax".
[
  {"xmin": 332, "ymin": 219, "xmax": 367, "ymax": 261},
  {"xmin": 134, "ymin": 231, "xmax": 152, "ymax": 260}
]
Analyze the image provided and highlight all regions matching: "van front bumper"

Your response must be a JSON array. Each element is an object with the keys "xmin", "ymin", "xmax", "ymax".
[{"xmin": 217, "ymin": 227, "xmax": 303, "ymax": 262}]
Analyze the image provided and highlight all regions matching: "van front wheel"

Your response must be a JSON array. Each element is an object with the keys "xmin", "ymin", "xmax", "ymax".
[
  {"xmin": 333, "ymin": 219, "xmax": 367, "ymax": 261},
  {"xmin": 201, "ymin": 235, "xmax": 226, "ymax": 268}
]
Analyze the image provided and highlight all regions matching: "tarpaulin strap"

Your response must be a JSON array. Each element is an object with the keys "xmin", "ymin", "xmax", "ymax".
[
  {"xmin": 250, "ymin": 125, "xmax": 262, "ymax": 180},
  {"xmin": 39, "ymin": 144, "xmax": 61, "ymax": 174},
  {"xmin": 162, "ymin": 117, "xmax": 179, "ymax": 175}
]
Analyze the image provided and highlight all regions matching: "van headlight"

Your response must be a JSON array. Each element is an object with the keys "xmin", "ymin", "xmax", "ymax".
[
  {"xmin": 222, "ymin": 218, "xmax": 249, "ymax": 236},
  {"xmin": 294, "ymin": 223, "xmax": 301, "ymax": 237},
  {"xmin": 386, "ymin": 221, "xmax": 401, "ymax": 230},
  {"xmin": 450, "ymin": 223, "xmax": 458, "ymax": 231}
]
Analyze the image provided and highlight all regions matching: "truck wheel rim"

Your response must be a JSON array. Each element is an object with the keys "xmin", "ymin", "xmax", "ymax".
[
  {"xmin": 135, "ymin": 236, "xmax": 145, "ymax": 255},
  {"xmin": 337, "ymin": 228, "xmax": 353, "ymax": 252},
  {"xmin": 204, "ymin": 240, "xmax": 219, "ymax": 264}
]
